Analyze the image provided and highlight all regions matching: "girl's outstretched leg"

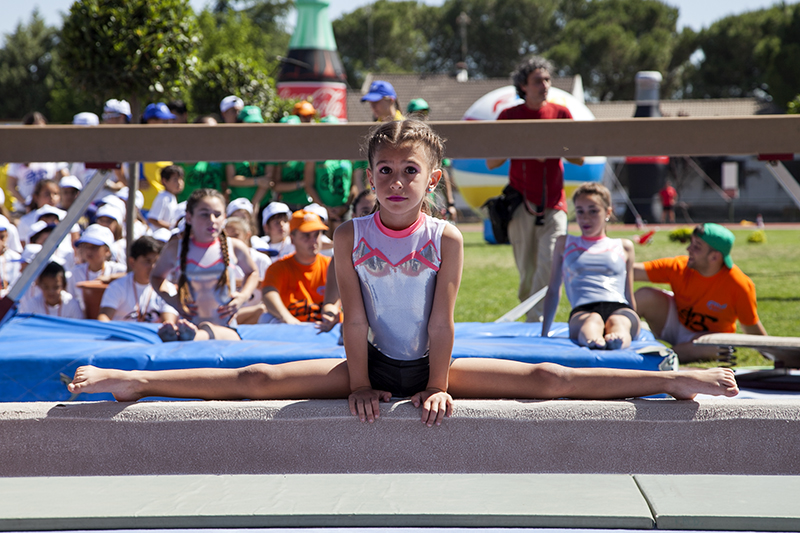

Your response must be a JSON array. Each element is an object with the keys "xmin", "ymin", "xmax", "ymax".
[
  {"xmin": 68, "ymin": 359, "xmax": 351, "ymax": 402},
  {"xmin": 448, "ymin": 358, "xmax": 738, "ymax": 400}
]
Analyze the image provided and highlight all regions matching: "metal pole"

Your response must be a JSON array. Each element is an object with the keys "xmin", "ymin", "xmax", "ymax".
[{"xmin": 0, "ymin": 168, "xmax": 111, "ymax": 327}]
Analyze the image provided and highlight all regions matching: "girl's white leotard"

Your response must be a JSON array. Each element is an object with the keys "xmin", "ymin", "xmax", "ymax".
[
  {"xmin": 562, "ymin": 234, "xmax": 628, "ymax": 309},
  {"xmin": 181, "ymin": 237, "xmax": 237, "ymax": 326},
  {"xmin": 352, "ymin": 212, "xmax": 446, "ymax": 361}
]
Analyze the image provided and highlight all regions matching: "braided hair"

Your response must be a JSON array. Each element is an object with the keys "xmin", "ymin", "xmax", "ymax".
[{"xmin": 177, "ymin": 188, "xmax": 230, "ymax": 315}]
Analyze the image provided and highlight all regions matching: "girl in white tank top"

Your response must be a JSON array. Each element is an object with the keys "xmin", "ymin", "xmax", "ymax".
[{"xmin": 541, "ymin": 183, "xmax": 640, "ymax": 350}]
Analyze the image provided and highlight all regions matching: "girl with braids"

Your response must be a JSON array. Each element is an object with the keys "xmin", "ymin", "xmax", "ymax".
[
  {"xmin": 70, "ymin": 121, "xmax": 738, "ymax": 423},
  {"xmin": 150, "ymin": 188, "xmax": 259, "ymax": 341}
]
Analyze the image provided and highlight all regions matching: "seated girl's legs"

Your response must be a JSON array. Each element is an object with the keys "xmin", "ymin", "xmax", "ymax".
[
  {"xmin": 448, "ymin": 358, "xmax": 738, "ymax": 401},
  {"xmin": 604, "ymin": 308, "xmax": 641, "ymax": 350},
  {"xmin": 68, "ymin": 359, "xmax": 351, "ymax": 402},
  {"xmin": 568, "ymin": 311, "xmax": 606, "ymax": 349}
]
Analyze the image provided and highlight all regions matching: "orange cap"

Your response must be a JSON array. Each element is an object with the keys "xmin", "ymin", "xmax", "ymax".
[
  {"xmin": 293, "ymin": 101, "xmax": 317, "ymax": 117},
  {"xmin": 289, "ymin": 210, "xmax": 328, "ymax": 233}
]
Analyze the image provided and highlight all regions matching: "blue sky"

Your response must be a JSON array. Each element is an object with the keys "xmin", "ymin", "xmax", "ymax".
[{"xmin": 0, "ymin": 0, "xmax": 792, "ymax": 46}]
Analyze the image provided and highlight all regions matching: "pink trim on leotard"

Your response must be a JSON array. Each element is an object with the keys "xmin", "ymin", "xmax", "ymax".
[
  {"xmin": 190, "ymin": 238, "xmax": 218, "ymax": 249},
  {"xmin": 374, "ymin": 212, "xmax": 425, "ymax": 239},
  {"xmin": 580, "ymin": 234, "xmax": 605, "ymax": 241}
]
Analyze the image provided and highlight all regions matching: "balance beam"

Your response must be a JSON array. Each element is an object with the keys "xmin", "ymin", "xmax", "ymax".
[{"xmin": 2, "ymin": 398, "xmax": 799, "ymax": 477}]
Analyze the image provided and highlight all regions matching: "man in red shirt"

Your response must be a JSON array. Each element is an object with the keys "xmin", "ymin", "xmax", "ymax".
[
  {"xmin": 633, "ymin": 223, "xmax": 767, "ymax": 362},
  {"xmin": 487, "ymin": 56, "xmax": 583, "ymax": 322}
]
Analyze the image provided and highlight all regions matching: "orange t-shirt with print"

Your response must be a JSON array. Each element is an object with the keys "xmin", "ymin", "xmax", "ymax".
[
  {"xmin": 644, "ymin": 255, "xmax": 759, "ymax": 333},
  {"xmin": 262, "ymin": 253, "xmax": 329, "ymax": 322}
]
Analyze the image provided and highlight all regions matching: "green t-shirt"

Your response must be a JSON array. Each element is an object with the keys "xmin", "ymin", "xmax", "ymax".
[
  {"xmin": 177, "ymin": 162, "xmax": 225, "ymax": 203},
  {"xmin": 226, "ymin": 161, "xmax": 273, "ymax": 207},
  {"xmin": 315, "ymin": 160, "xmax": 353, "ymax": 207},
  {"xmin": 279, "ymin": 161, "xmax": 312, "ymax": 206}
]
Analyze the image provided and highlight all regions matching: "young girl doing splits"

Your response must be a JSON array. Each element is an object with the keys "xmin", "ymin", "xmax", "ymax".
[{"xmin": 69, "ymin": 121, "xmax": 738, "ymax": 427}]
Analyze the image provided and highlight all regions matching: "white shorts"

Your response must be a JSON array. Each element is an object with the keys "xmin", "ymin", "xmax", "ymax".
[{"xmin": 659, "ymin": 290, "xmax": 704, "ymax": 346}]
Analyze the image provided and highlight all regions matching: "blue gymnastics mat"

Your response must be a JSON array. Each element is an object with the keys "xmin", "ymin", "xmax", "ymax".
[{"xmin": 0, "ymin": 314, "xmax": 674, "ymax": 402}]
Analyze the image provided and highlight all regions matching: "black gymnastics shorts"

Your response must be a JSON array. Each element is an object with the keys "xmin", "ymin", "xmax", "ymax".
[
  {"xmin": 569, "ymin": 301, "xmax": 634, "ymax": 323},
  {"xmin": 368, "ymin": 343, "xmax": 430, "ymax": 398}
]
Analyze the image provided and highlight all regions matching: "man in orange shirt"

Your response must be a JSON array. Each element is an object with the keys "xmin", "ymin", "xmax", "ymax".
[
  {"xmin": 633, "ymin": 223, "xmax": 767, "ymax": 362},
  {"xmin": 261, "ymin": 210, "xmax": 332, "ymax": 324}
]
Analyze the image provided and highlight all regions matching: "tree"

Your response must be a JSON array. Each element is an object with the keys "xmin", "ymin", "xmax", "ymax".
[
  {"xmin": 59, "ymin": 0, "xmax": 200, "ymax": 120},
  {"xmin": 333, "ymin": 0, "xmax": 439, "ymax": 87},
  {"xmin": 0, "ymin": 11, "xmax": 59, "ymax": 120},
  {"xmin": 189, "ymin": 55, "xmax": 287, "ymax": 121},
  {"xmin": 425, "ymin": 0, "xmax": 566, "ymax": 79},
  {"xmin": 545, "ymin": 0, "xmax": 680, "ymax": 101},
  {"xmin": 197, "ymin": 2, "xmax": 290, "ymax": 70},
  {"xmin": 684, "ymin": 3, "xmax": 800, "ymax": 108}
]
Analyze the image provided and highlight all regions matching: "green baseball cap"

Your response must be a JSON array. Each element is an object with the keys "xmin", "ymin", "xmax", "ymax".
[
  {"xmin": 238, "ymin": 105, "xmax": 264, "ymax": 123},
  {"xmin": 699, "ymin": 223, "xmax": 735, "ymax": 268},
  {"xmin": 407, "ymin": 98, "xmax": 430, "ymax": 113},
  {"xmin": 279, "ymin": 115, "xmax": 301, "ymax": 124}
]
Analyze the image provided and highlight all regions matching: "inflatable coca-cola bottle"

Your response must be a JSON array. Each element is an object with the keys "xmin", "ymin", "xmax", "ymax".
[{"xmin": 277, "ymin": 0, "xmax": 348, "ymax": 121}]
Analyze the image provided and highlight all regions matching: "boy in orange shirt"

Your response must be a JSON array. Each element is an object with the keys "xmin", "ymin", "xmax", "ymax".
[
  {"xmin": 633, "ymin": 223, "xmax": 767, "ymax": 362},
  {"xmin": 260, "ymin": 210, "xmax": 334, "ymax": 324}
]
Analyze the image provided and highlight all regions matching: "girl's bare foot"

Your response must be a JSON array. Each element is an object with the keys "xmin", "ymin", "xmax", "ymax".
[
  {"xmin": 177, "ymin": 319, "xmax": 198, "ymax": 341},
  {"xmin": 158, "ymin": 322, "xmax": 179, "ymax": 342},
  {"xmin": 669, "ymin": 368, "xmax": 739, "ymax": 400},
  {"xmin": 67, "ymin": 365, "xmax": 143, "ymax": 402},
  {"xmin": 604, "ymin": 332, "xmax": 629, "ymax": 351},
  {"xmin": 586, "ymin": 337, "xmax": 606, "ymax": 350}
]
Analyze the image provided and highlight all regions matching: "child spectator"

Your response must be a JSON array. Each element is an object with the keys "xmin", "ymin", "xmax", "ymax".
[
  {"xmin": 261, "ymin": 202, "xmax": 294, "ymax": 259},
  {"xmin": 225, "ymin": 216, "xmax": 272, "ymax": 324},
  {"xmin": 59, "ymin": 175, "xmax": 83, "ymax": 212},
  {"xmin": 260, "ymin": 210, "xmax": 330, "ymax": 324},
  {"xmin": 19, "ymin": 261, "xmax": 83, "ymax": 319},
  {"xmin": 98, "ymin": 236, "xmax": 178, "ymax": 323},
  {"xmin": 17, "ymin": 179, "xmax": 61, "ymax": 243},
  {"xmin": 68, "ymin": 224, "xmax": 127, "ymax": 312},
  {"xmin": 148, "ymin": 165, "xmax": 185, "ymax": 230},
  {"xmin": 226, "ymin": 197, "xmax": 260, "ymax": 246},
  {"xmin": 0, "ymin": 215, "xmax": 21, "ymax": 297},
  {"xmin": 95, "ymin": 204, "xmax": 127, "ymax": 264}
]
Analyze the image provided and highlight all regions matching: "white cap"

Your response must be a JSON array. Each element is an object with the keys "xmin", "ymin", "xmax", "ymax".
[
  {"xmin": 73, "ymin": 112, "xmax": 99, "ymax": 126},
  {"xmin": 220, "ymin": 95, "xmax": 244, "ymax": 113},
  {"xmin": 116, "ymin": 187, "xmax": 144, "ymax": 210},
  {"xmin": 20, "ymin": 243, "xmax": 42, "ymax": 264},
  {"xmin": 59, "ymin": 175, "xmax": 83, "ymax": 191},
  {"xmin": 96, "ymin": 204, "xmax": 123, "ymax": 224},
  {"xmin": 0, "ymin": 214, "xmax": 9, "ymax": 231},
  {"xmin": 75, "ymin": 224, "xmax": 115, "ymax": 249},
  {"xmin": 35, "ymin": 205, "xmax": 66, "ymax": 221},
  {"xmin": 261, "ymin": 202, "xmax": 291, "ymax": 227},
  {"xmin": 0, "ymin": 187, "xmax": 4, "ymax": 205},
  {"xmin": 99, "ymin": 195, "xmax": 126, "ymax": 215},
  {"xmin": 152, "ymin": 228, "xmax": 173, "ymax": 243},
  {"xmin": 103, "ymin": 99, "xmax": 132, "ymax": 118},
  {"xmin": 227, "ymin": 197, "xmax": 254, "ymax": 216},
  {"xmin": 303, "ymin": 203, "xmax": 329, "ymax": 222},
  {"xmin": 26, "ymin": 220, "xmax": 56, "ymax": 242}
]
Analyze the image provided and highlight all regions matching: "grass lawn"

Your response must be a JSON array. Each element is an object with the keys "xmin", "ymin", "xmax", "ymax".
[{"xmin": 456, "ymin": 224, "xmax": 800, "ymax": 368}]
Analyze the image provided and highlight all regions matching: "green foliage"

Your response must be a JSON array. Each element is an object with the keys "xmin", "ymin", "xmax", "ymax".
[
  {"xmin": 546, "ymin": 0, "xmax": 679, "ymax": 100},
  {"xmin": 59, "ymin": 0, "xmax": 200, "ymax": 117},
  {"xmin": 333, "ymin": 0, "xmax": 439, "ymax": 87},
  {"xmin": 0, "ymin": 11, "xmax": 59, "ymax": 120},
  {"xmin": 189, "ymin": 54, "xmax": 282, "ymax": 120},
  {"xmin": 668, "ymin": 227, "xmax": 693, "ymax": 243},
  {"xmin": 747, "ymin": 230, "xmax": 767, "ymax": 243},
  {"xmin": 196, "ymin": 6, "xmax": 289, "ymax": 69},
  {"xmin": 425, "ymin": 0, "xmax": 565, "ymax": 79},
  {"xmin": 788, "ymin": 94, "xmax": 800, "ymax": 114},
  {"xmin": 685, "ymin": 3, "xmax": 800, "ymax": 108}
]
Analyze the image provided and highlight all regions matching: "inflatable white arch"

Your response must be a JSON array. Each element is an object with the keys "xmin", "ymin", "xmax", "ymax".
[{"xmin": 450, "ymin": 85, "xmax": 606, "ymax": 213}]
